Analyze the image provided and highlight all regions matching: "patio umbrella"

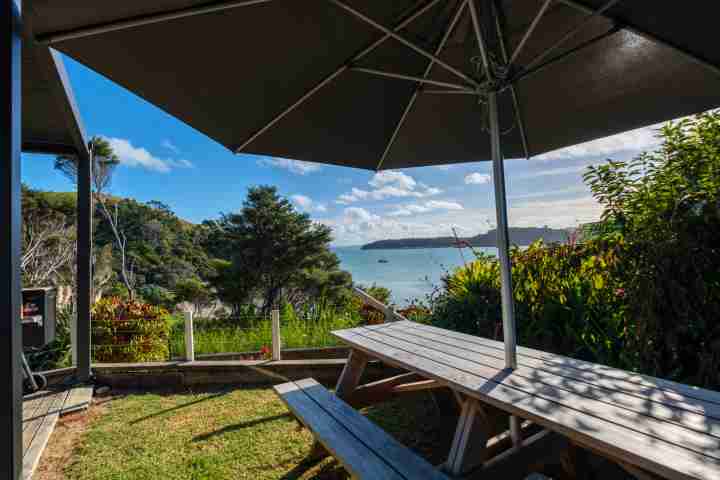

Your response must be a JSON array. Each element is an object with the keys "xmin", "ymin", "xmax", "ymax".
[{"xmin": 27, "ymin": 0, "xmax": 720, "ymax": 369}]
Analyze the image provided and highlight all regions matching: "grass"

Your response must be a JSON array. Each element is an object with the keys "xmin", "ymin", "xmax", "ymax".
[
  {"xmin": 168, "ymin": 303, "xmax": 362, "ymax": 358},
  {"xmin": 63, "ymin": 387, "xmax": 452, "ymax": 480}
]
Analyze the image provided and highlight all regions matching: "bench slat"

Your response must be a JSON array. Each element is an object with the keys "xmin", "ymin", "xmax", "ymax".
[
  {"xmin": 294, "ymin": 378, "xmax": 447, "ymax": 480},
  {"xmin": 333, "ymin": 327, "xmax": 720, "ymax": 480},
  {"xmin": 275, "ymin": 379, "xmax": 446, "ymax": 480}
]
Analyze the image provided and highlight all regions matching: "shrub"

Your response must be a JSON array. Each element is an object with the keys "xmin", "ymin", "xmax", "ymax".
[
  {"xmin": 432, "ymin": 239, "xmax": 629, "ymax": 367},
  {"xmin": 92, "ymin": 297, "xmax": 171, "ymax": 362}
]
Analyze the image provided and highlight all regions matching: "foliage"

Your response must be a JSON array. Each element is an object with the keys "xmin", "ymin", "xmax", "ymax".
[
  {"xmin": 168, "ymin": 299, "xmax": 361, "ymax": 357},
  {"xmin": 205, "ymin": 186, "xmax": 352, "ymax": 311},
  {"xmin": 91, "ymin": 297, "xmax": 171, "ymax": 363},
  {"xmin": 583, "ymin": 111, "xmax": 720, "ymax": 387},
  {"xmin": 279, "ymin": 299, "xmax": 361, "ymax": 349},
  {"xmin": 174, "ymin": 278, "xmax": 214, "ymax": 315},
  {"xmin": 26, "ymin": 304, "xmax": 73, "ymax": 371},
  {"xmin": 432, "ymin": 239, "xmax": 629, "ymax": 365},
  {"xmin": 21, "ymin": 186, "xmax": 76, "ymax": 287},
  {"xmin": 431, "ymin": 112, "xmax": 720, "ymax": 389},
  {"xmin": 137, "ymin": 284, "xmax": 176, "ymax": 310}
]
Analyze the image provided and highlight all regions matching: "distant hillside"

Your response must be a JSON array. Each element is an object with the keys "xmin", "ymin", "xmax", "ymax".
[{"xmin": 361, "ymin": 227, "xmax": 569, "ymax": 250}]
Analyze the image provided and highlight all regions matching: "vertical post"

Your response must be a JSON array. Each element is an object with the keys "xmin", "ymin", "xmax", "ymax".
[
  {"xmin": 76, "ymin": 144, "xmax": 92, "ymax": 381},
  {"xmin": 0, "ymin": 1, "xmax": 23, "ymax": 478},
  {"xmin": 271, "ymin": 308, "xmax": 281, "ymax": 361},
  {"xmin": 70, "ymin": 311, "xmax": 78, "ymax": 366},
  {"xmin": 488, "ymin": 90, "xmax": 517, "ymax": 370},
  {"xmin": 184, "ymin": 310, "xmax": 194, "ymax": 362}
]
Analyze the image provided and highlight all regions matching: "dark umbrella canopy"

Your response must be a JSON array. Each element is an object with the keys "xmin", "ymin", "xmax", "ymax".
[
  {"xmin": 28, "ymin": 0, "xmax": 720, "ymax": 170},
  {"xmin": 23, "ymin": 0, "xmax": 720, "ymax": 375}
]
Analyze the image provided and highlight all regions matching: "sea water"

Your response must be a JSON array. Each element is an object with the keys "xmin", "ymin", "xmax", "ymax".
[{"xmin": 333, "ymin": 246, "xmax": 497, "ymax": 305}]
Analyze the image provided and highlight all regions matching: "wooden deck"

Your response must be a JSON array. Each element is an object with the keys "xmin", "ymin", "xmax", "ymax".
[
  {"xmin": 22, "ymin": 385, "xmax": 93, "ymax": 480},
  {"xmin": 333, "ymin": 321, "xmax": 720, "ymax": 480}
]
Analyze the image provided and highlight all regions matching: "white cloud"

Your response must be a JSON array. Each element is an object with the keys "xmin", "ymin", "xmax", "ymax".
[
  {"xmin": 256, "ymin": 157, "xmax": 322, "ymax": 175},
  {"xmin": 325, "ymin": 206, "xmax": 472, "ymax": 246},
  {"xmin": 104, "ymin": 137, "xmax": 193, "ymax": 173},
  {"xmin": 291, "ymin": 194, "xmax": 328, "ymax": 213},
  {"xmin": 434, "ymin": 165, "xmax": 456, "ymax": 171},
  {"xmin": 534, "ymin": 124, "xmax": 661, "ymax": 161},
  {"xmin": 465, "ymin": 172, "xmax": 491, "ymax": 185},
  {"xmin": 518, "ymin": 165, "xmax": 589, "ymax": 179},
  {"xmin": 336, "ymin": 170, "xmax": 442, "ymax": 204},
  {"xmin": 369, "ymin": 171, "xmax": 417, "ymax": 190},
  {"xmin": 388, "ymin": 200, "xmax": 464, "ymax": 217},
  {"xmin": 161, "ymin": 139, "xmax": 181, "ymax": 154}
]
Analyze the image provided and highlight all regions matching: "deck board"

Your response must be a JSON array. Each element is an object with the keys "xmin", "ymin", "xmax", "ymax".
[
  {"xmin": 333, "ymin": 322, "xmax": 720, "ymax": 480},
  {"xmin": 22, "ymin": 384, "xmax": 93, "ymax": 480}
]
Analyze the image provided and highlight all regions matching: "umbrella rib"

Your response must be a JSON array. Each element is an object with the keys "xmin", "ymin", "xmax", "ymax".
[
  {"xmin": 422, "ymin": 89, "xmax": 477, "ymax": 94},
  {"xmin": 492, "ymin": 0, "xmax": 530, "ymax": 159},
  {"xmin": 38, "ymin": 0, "xmax": 275, "ymax": 44},
  {"xmin": 466, "ymin": 0, "xmax": 491, "ymax": 77},
  {"xmin": 351, "ymin": 67, "xmax": 474, "ymax": 91},
  {"xmin": 508, "ymin": 0, "xmax": 553, "ymax": 67},
  {"xmin": 375, "ymin": 0, "xmax": 470, "ymax": 171},
  {"xmin": 522, "ymin": 0, "xmax": 623, "ymax": 74},
  {"xmin": 234, "ymin": 0, "xmax": 447, "ymax": 153},
  {"xmin": 328, "ymin": 0, "xmax": 480, "ymax": 89}
]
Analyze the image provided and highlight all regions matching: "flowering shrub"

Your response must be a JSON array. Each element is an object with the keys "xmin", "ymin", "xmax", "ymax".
[{"xmin": 92, "ymin": 297, "xmax": 171, "ymax": 363}]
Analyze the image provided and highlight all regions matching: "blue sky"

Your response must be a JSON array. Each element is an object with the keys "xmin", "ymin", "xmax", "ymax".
[{"xmin": 23, "ymin": 55, "xmax": 664, "ymax": 246}]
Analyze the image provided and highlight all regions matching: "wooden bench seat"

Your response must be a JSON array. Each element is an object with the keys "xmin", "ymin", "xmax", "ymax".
[{"xmin": 274, "ymin": 377, "xmax": 448, "ymax": 480}]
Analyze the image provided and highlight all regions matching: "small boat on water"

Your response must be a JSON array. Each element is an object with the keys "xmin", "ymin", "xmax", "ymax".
[{"xmin": 378, "ymin": 258, "xmax": 389, "ymax": 264}]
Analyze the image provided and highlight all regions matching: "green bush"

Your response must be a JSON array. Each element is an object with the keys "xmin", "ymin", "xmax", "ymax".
[
  {"xmin": 432, "ymin": 239, "xmax": 629, "ymax": 366},
  {"xmin": 92, "ymin": 297, "xmax": 171, "ymax": 363},
  {"xmin": 431, "ymin": 112, "xmax": 720, "ymax": 389}
]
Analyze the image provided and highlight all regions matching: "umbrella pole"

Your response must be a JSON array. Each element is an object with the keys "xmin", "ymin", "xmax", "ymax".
[{"xmin": 488, "ymin": 91, "xmax": 517, "ymax": 370}]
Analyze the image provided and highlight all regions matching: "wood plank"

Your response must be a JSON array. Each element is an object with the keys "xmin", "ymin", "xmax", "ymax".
[
  {"xmin": 273, "ymin": 381, "xmax": 407, "ymax": 479},
  {"xmin": 377, "ymin": 323, "xmax": 720, "ymax": 438},
  {"xmin": 22, "ymin": 390, "xmax": 63, "ymax": 480},
  {"xmin": 354, "ymin": 327, "xmax": 720, "ymax": 460},
  {"xmin": 336, "ymin": 349, "xmax": 369, "ymax": 399},
  {"xmin": 392, "ymin": 379, "xmax": 443, "ymax": 393},
  {"xmin": 22, "ymin": 393, "xmax": 56, "ymax": 451},
  {"xmin": 390, "ymin": 321, "xmax": 720, "ymax": 408},
  {"xmin": 61, "ymin": 385, "xmax": 93, "ymax": 415},
  {"xmin": 294, "ymin": 378, "xmax": 447, "ymax": 480},
  {"xmin": 333, "ymin": 327, "xmax": 720, "ymax": 480},
  {"xmin": 474, "ymin": 430, "xmax": 568, "ymax": 480},
  {"xmin": 446, "ymin": 398, "xmax": 489, "ymax": 475},
  {"xmin": 347, "ymin": 372, "xmax": 424, "ymax": 408}
]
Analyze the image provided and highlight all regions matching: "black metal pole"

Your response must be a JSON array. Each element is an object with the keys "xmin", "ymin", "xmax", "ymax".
[
  {"xmin": 0, "ymin": 1, "xmax": 24, "ymax": 478},
  {"xmin": 76, "ymin": 144, "xmax": 92, "ymax": 381}
]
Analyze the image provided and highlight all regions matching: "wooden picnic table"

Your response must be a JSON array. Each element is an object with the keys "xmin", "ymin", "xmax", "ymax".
[{"xmin": 332, "ymin": 321, "xmax": 720, "ymax": 480}]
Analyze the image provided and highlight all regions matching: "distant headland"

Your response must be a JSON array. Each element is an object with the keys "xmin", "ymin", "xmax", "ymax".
[{"xmin": 361, "ymin": 227, "xmax": 569, "ymax": 250}]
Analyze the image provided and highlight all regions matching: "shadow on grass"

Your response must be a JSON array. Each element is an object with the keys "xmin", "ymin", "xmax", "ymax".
[
  {"xmin": 130, "ymin": 388, "xmax": 232, "ymax": 424},
  {"xmin": 192, "ymin": 412, "xmax": 292, "ymax": 442},
  {"xmin": 278, "ymin": 456, "xmax": 347, "ymax": 480}
]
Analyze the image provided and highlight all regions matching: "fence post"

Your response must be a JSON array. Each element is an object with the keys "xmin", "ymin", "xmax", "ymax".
[
  {"xmin": 71, "ymin": 310, "xmax": 78, "ymax": 366},
  {"xmin": 271, "ymin": 308, "xmax": 281, "ymax": 361},
  {"xmin": 184, "ymin": 310, "xmax": 195, "ymax": 362}
]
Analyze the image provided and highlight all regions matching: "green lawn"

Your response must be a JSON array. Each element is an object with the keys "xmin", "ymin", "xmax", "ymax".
[{"xmin": 64, "ymin": 387, "xmax": 454, "ymax": 480}]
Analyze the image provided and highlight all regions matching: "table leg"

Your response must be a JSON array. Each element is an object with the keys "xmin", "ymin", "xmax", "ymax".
[
  {"xmin": 336, "ymin": 349, "xmax": 369, "ymax": 399},
  {"xmin": 446, "ymin": 397, "xmax": 491, "ymax": 475}
]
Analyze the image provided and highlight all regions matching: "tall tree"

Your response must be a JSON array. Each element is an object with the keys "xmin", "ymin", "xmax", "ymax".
[
  {"xmin": 208, "ymin": 186, "xmax": 348, "ymax": 311},
  {"xmin": 55, "ymin": 136, "xmax": 137, "ymax": 298}
]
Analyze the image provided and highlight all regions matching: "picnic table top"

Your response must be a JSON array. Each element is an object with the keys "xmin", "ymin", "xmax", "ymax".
[{"xmin": 332, "ymin": 321, "xmax": 720, "ymax": 480}]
